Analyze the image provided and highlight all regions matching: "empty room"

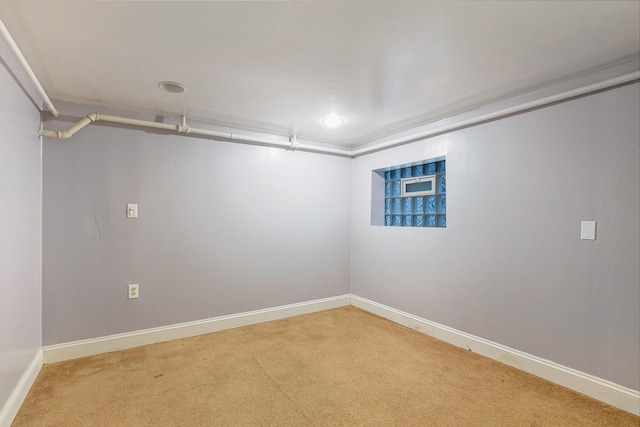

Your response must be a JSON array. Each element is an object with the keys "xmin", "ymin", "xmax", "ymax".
[{"xmin": 1, "ymin": 1, "xmax": 639, "ymax": 426}]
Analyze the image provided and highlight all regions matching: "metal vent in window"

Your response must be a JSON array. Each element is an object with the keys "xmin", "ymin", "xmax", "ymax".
[{"xmin": 401, "ymin": 176, "xmax": 435, "ymax": 197}]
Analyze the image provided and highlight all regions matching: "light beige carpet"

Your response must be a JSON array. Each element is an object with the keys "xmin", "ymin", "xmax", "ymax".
[{"xmin": 13, "ymin": 307, "xmax": 639, "ymax": 426}]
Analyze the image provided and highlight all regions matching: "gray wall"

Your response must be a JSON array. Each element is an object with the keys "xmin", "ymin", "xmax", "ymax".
[
  {"xmin": 42, "ymin": 106, "xmax": 352, "ymax": 345},
  {"xmin": 0, "ymin": 61, "xmax": 42, "ymax": 406},
  {"xmin": 36, "ymin": 80, "xmax": 640, "ymax": 393},
  {"xmin": 351, "ymin": 83, "xmax": 640, "ymax": 390}
]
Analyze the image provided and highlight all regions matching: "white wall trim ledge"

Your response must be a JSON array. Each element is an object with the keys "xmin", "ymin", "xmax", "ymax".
[
  {"xmin": 37, "ymin": 295, "xmax": 639, "ymax": 416},
  {"xmin": 0, "ymin": 349, "xmax": 43, "ymax": 427},
  {"xmin": 43, "ymin": 295, "xmax": 351, "ymax": 364},
  {"xmin": 351, "ymin": 295, "xmax": 640, "ymax": 416}
]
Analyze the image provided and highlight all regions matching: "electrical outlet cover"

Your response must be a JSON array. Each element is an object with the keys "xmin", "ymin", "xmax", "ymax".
[{"xmin": 128, "ymin": 284, "xmax": 139, "ymax": 299}]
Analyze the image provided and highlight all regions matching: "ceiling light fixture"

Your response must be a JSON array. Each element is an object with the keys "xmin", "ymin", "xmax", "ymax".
[
  {"xmin": 322, "ymin": 113, "xmax": 343, "ymax": 128},
  {"xmin": 158, "ymin": 81, "xmax": 187, "ymax": 94}
]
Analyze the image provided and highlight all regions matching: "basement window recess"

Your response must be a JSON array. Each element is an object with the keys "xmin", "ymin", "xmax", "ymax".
[{"xmin": 371, "ymin": 158, "xmax": 446, "ymax": 227}]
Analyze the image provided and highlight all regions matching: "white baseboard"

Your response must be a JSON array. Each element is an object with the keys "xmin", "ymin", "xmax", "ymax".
[
  {"xmin": 38, "ymin": 293, "xmax": 640, "ymax": 416},
  {"xmin": 351, "ymin": 295, "xmax": 640, "ymax": 416},
  {"xmin": 0, "ymin": 349, "xmax": 43, "ymax": 427},
  {"xmin": 43, "ymin": 294, "xmax": 351, "ymax": 364}
]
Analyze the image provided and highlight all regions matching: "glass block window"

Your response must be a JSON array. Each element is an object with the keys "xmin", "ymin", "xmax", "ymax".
[{"xmin": 384, "ymin": 159, "xmax": 446, "ymax": 227}]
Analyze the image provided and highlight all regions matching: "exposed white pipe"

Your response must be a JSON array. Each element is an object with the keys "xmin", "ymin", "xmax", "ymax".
[
  {"xmin": 351, "ymin": 71, "xmax": 640, "ymax": 157},
  {"xmin": 0, "ymin": 18, "xmax": 59, "ymax": 117},
  {"xmin": 39, "ymin": 113, "xmax": 353, "ymax": 156},
  {"xmin": 38, "ymin": 71, "xmax": 638, "ymax": 157}
]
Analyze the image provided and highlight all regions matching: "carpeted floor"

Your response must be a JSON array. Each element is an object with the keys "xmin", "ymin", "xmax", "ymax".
[{"xmin": 13, "ymin": 307, "xmax": 639, "ymax": 426}]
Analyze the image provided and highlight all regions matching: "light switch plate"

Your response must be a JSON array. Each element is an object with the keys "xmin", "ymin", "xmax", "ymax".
[
  {"xmin": 581, "ymin": 221, "xmax": 596, "ymax": 240},
  {"xmin": 127, "ymin": 204, "xmax": 138, "ymax": 218}
]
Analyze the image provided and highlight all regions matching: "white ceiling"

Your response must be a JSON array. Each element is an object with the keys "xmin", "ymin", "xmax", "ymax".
[{"xmin": 1, "ymin": 1, "xmax": 639, "ymax": 148}]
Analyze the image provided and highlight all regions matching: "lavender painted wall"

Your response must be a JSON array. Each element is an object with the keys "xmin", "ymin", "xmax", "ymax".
[
  {"xmin": 0, "ymin": 61, "xmax": 42, "ymax": 408},
  {"xmin": 42, "ymin": 104, "xmax": 352, "ymax": 345},
  {"xmin": 351, "ymin": 83, "xmax": 640, "ymax": 390}
]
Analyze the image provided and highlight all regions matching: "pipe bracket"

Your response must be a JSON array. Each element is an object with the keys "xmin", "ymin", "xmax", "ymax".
[
  {"xmin": 178, "ymin": 116, "xmax": 191, "ymax": 133},
  {"xmin": 289, "ymin": 134, "xmax": 300, "ymax": 150}
]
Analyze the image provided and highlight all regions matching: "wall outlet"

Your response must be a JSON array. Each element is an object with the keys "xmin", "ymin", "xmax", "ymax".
[{"xmin": 128, "ymin": 284, "xmax": 139, "ymax": 299}]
